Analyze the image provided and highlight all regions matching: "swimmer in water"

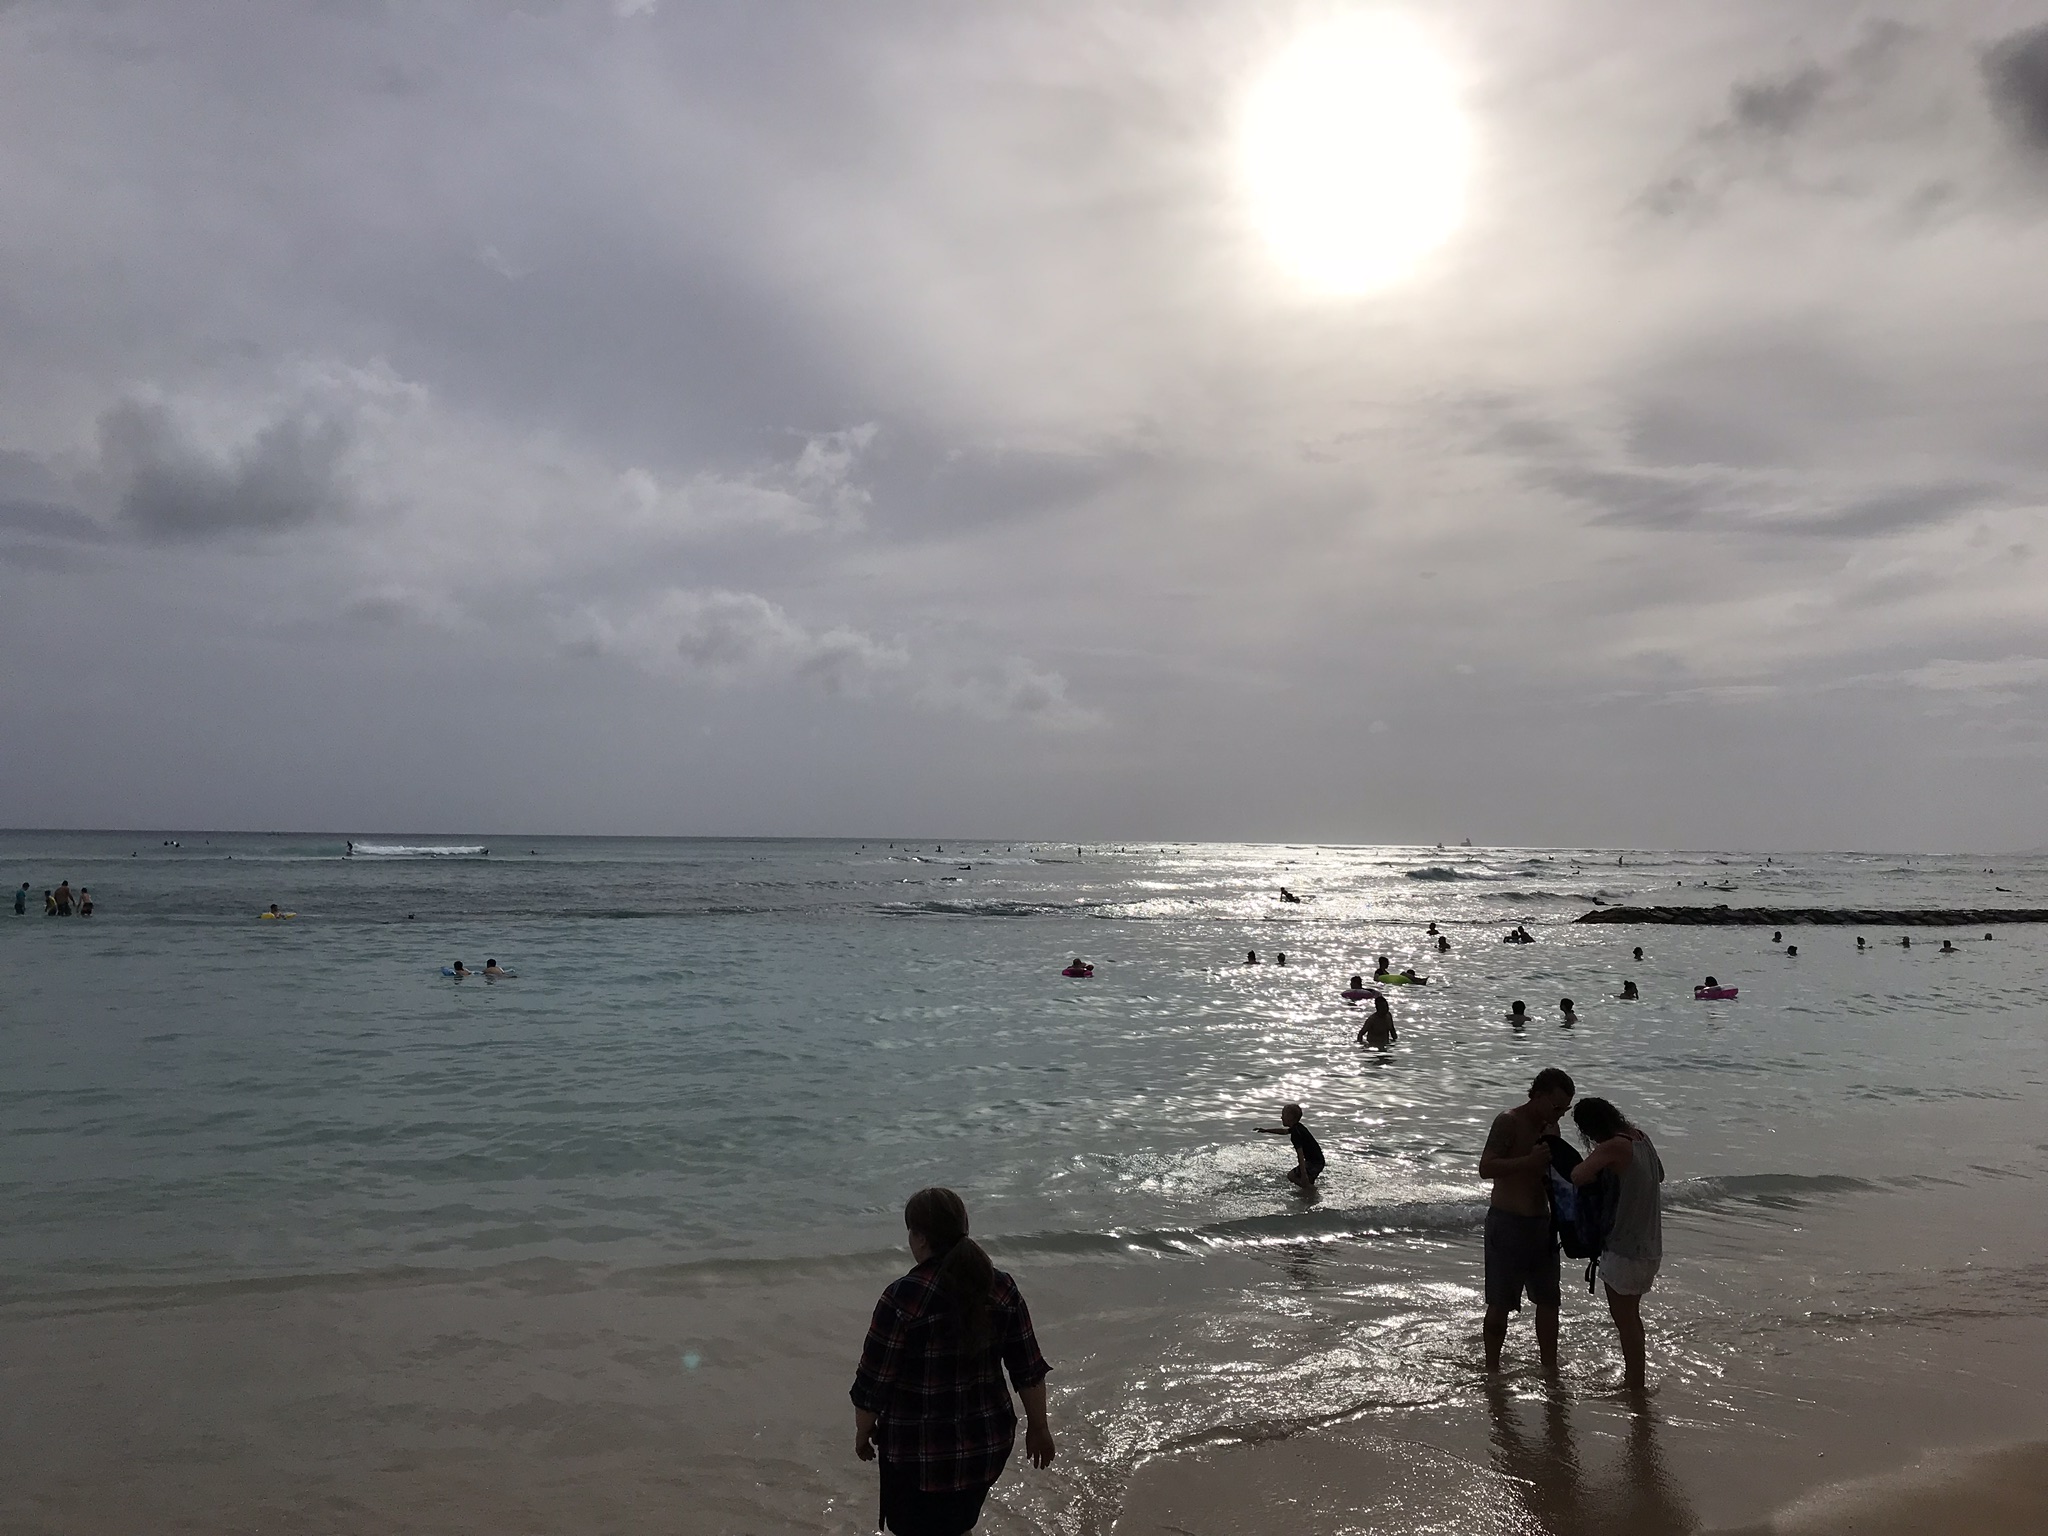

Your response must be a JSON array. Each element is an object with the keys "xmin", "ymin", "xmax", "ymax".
[
  {"xmin": 1632, "ymin": 946, "xmax": 1643, "ymax": 961},
  {"xmin": 15, "ymin": 882, "xmax": 27, "ymax": 915},
  {"xmin": 450, "ymin": 961, "xmax": 472, "ymax": 978},
  {"xmin": 78, "ymin": 888, "xmax": 93, "ymax": 916},
  {"xmin": 1426, "ymin": 922, "xmax": 1439, "ymax": 936},
  {"xmin": 1275, "ymin": 952, "xmax": 1287, "ymax": 966},
  {"xmin": 1772, "ymin": 931, "xmax": 1782, "ymax": 944},
  {"xmin": 1900, "ymin": 936, "xmax": 1911, "ymax": 948},
  {"xmin": 266, "ymin": 904, "xmax": 283, "ymax": 918},
  {"xmin": 1856, "ymin": 936, "xmax": 1866, "ymax": 950},
  {"xmin": 1375, "ymin": 955, "xmax": 1392, "ymax": 977},
  {"xmin": 1785, "ymin": 944, "xmax": 1798, "ymax": 957},
  {"xmin": 1244, "ymin": 950, "xmax": 1259, "ymax": 965},
  {"xmin": 1506, "ymin": 1000, "xmax": 1528, "ymax": 1027},
  {"xmin": 54, "ymin": 880, "xmax": 73, "ymax": 916},
  {"xmin": 1618, "ymin": 980, "xmax": 1639, "ymax": 1001},
  {"xmin": 483, "ymin": 958, "xmax": 514, "ymax": 978},
  {"xmin": 1939, "ymin": 940, "xmax": 1956, "ymax": 954},
  {"xmin": 1356, "ymin": 991, "xmax": 1397, "ymax": 1045},
  {"xmin": 1279, "ymin": 887, "xmax": 1302, "ymax": 904},
  {"xmin": 1558, "ymin": 997, "xmax": 1577, "ymax": 1026},
  {"xmin": 1437, "ymin": 935, "xmax": 1451, "ymax": 953}
]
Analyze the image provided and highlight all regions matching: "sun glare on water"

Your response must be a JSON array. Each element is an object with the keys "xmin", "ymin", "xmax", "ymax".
[{"xmin": 1238, "ymin": 13, "xmax": 1471, "ymax": 296}]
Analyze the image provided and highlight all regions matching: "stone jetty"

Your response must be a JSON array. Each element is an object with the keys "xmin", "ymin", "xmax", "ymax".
[{"xmin": 1576, "ymin": 906, "xmax": 2048, "ymax": 926}]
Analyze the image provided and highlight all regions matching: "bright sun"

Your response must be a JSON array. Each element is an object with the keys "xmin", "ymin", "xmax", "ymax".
[{"xmin": 1239, "ymin": 13, "xmax": 1471, "ymax": 296}]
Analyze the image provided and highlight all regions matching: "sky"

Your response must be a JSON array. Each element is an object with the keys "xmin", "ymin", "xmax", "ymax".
[{"xmin": 3, "ymin": 0, "xmax": 2048, "ymax": 848}]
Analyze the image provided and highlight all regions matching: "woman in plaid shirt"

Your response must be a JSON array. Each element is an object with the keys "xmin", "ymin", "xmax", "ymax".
[{"xmin": 851, "ymin": 1187, "xmax": 1056, "ymax": 1535}]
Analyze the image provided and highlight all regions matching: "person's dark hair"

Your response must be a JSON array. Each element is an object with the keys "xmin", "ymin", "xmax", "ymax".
[
  {"xmin": 1559, "ymin": 997, "xmax": 1574, "ymax": 1010},
  {"xmin": 1572, "ymin": 1096, "xmax": 1628, "ymax": 1142},
  {"xmin": 1531, "ymin": 1067, "xmax": 1575, "ymax": 1099},
  {"xmin": 904, "ymin": 1186, "xmax": 994, "ymax": 1351}
]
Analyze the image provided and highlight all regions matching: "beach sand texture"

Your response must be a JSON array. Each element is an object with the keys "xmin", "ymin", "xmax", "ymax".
[{"xmin": 2, "ymin": 834, "xmax": 2044, "ymax": 1532}]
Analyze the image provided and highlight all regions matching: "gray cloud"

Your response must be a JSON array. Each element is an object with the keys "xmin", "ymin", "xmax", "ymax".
[
  {"xmin": 1543, "ymin": 463, "xmax": 2006, "ymax": 540},
  {"xmin": 1984, "ymin": 23, "xmax": 2048, "ymax": 154},
  {"xmin": 0, "ymin": 498, "xmax": 109, "ymax": 543},
  {"xmin": 1727, "ymin": 64, "xmax": 1829, "ymax": 137},
  {"xmin": 666, "ymin": 589, "xmax": 902, "ymax": 693},
  {"xmin": 1541, "ymin": 466, "xmax": 1724, "ymax": 532},
  {"xmin": 100, "ymin": 399, "xmax": 353, "ymax": 539},
  {"xmin": 1774, "ymin": 480, "xmax": 2003, "ymax": 537}
]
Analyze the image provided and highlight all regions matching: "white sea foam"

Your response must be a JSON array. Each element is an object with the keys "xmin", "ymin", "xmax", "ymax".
[{"xmin": 344, "ymin": 841, "xmax": 487, "ymax": 857}]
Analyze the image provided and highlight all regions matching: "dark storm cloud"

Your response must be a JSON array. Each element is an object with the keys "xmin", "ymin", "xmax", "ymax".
[
  {"xmin": 100, "ymin": 400, "xmax": 352, "ymax": 539},
  {"xmin": 1984, "ymin": 23, "xmax": 2048, "ymax": 153}
]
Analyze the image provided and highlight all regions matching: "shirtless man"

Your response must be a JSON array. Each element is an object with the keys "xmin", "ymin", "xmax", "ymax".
[{"xmin": 1478, "ymin": 1067, "xmax": 1576, "ymax": 1374}]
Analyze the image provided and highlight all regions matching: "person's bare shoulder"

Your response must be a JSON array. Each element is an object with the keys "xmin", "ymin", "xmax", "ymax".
[{"xmin": 1481, "ymin": 1110, "xmax": 1522, "ymax": 1159}]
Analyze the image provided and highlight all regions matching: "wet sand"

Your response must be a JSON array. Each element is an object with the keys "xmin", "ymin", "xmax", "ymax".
[
  {"xmin": 1114, "ymin": 1329, "xmax": 2048, "ymax": 1535},
  {"xmin": 4, "ymin": 1204, "xmax": 2043, "ymax": 1535}
]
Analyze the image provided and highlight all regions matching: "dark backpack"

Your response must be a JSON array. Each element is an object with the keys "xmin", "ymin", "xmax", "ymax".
[{"xmin": 1545, "ymin": 1134, "xmax": 1620, "ymax": 1290}]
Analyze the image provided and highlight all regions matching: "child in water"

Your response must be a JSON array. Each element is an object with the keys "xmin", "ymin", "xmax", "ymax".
[{"xmin": 1258, "ymin": 1104, "xmax": 1325, "ymax": 1188}]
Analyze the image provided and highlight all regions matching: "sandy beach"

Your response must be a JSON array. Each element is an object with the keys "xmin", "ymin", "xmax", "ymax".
[{"xmin": 5, "ymin": 1147, "xmax": 2043, "ymax": 1533}]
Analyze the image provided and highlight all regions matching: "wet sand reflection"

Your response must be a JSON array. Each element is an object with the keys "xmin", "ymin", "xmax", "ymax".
[{"xmin": 1485, "ymin": 1378, "xmax": 1695, "ymax": 1536}]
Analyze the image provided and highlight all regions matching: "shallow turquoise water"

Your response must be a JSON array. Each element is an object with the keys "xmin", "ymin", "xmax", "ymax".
[{"xmin": 5, "ymin": 834, "xmax": 2044, "ymax": 1297}]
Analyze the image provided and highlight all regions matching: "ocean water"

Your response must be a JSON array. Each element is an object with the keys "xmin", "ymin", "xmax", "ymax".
[{"xmin": 3, "ymin": 834, "xmax": 2046, "ymax": 1533}]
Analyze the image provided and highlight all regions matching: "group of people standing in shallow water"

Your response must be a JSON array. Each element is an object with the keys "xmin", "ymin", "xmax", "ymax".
[
  {"xmin": 15, "ymin": 879, "xmax": 92, "ymax": 916},
  {"xmin": 852, "ymin": 1076, "xmax": 1668, "ymax": 1535},
  {"xmin": 854, "ymin": 923, "xmax": 1683, "ymax": 1536}
]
